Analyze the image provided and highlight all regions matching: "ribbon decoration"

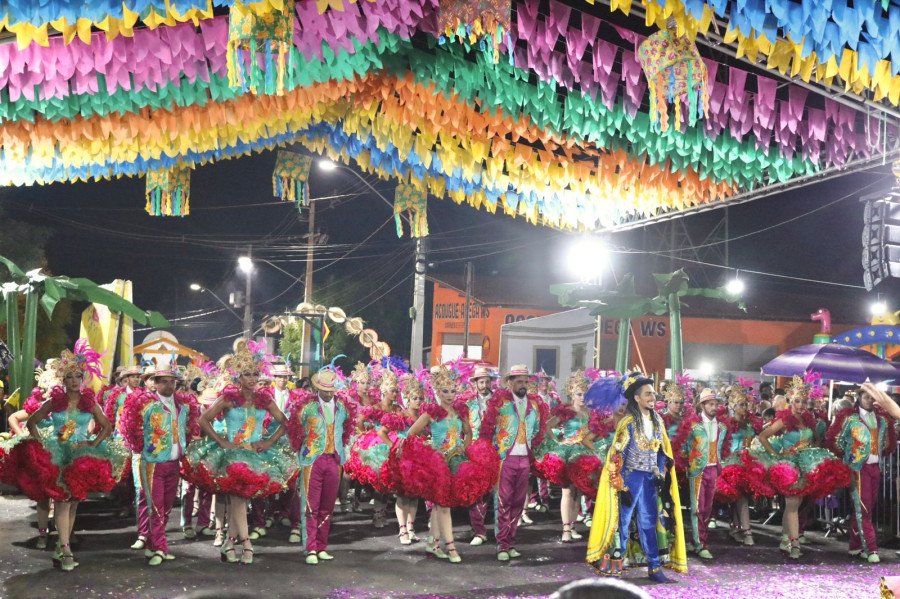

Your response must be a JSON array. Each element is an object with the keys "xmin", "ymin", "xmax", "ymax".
[
  {"xmin": 394, "ymin": 184, "xmax": 429, "ymax": 237},
  {"xmin": 0, "ymin": 0, "xmax": 316, "ymax": 48},
  {"xmin": 227, "ymin": 0, "xmax": 295, "ymax": 95},
  {"xmin": 272, "ymin": 150, "xmax": 313, "ymax": 206},
  {"xmin": 637, "ymin": 26, "xmax": 709, "ymax": 132},
  {"xmin": 145, "ymin": 166, "xmax": 191, "ymax": 216},
  {"xmin": 437, "ymin": 0, "xmax": 511, "ymax": 62}
]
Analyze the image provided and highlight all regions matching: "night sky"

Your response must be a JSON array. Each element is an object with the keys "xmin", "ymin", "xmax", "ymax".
[{"xmin": 1, "ymin": 148, "xmax": 896, "ymax": 359}]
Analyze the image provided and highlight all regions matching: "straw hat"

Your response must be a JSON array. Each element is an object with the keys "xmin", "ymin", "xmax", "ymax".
[
  {"xmin": 312, "ymin": 368, "xmax": 340, "ymax": 392},
  {"xmin": 697, "ymin": 387, "xmax": 717, "ymax": 404},
  {"xmin": 470, "ymin": 366, "xmax": 497, "ymax": 382},
  {"xmin": 345, "ymin": 317, "xmax": 364, "ymax": 336},
  {"xmin": 327, "ymin": 307, "xmax": 347, "ymax": 323},
  {"xmin": 359, "ymin": 328, "xmax": 379, "ymax": 348},
  {"xmin": 504, "ymin": 364, "xmax": 531, "ymax": 380}
]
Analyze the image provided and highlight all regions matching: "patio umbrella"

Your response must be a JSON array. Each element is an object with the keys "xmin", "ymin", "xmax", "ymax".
[{"xmin": 761, "ymin": 343, "xmax": 900, "ymax": 383}]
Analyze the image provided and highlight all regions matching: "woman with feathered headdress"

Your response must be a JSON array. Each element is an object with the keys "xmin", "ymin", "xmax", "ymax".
[
  {"xmin": 749, "ymin": 373, "xmax": 851, "ymax": 560},
  {"xmin": 387, "ymin": 364, "xmax": 500, "ymax": 563},
  {"xmin": 20, "ymin": 340, "xmax": 128, "ymax": 571},
  {"xmin": 2, "ymin": 358, "xmax": 61, "ymax": 550},
  {"xmin": 532, "ymin": 369, "xmax": 608, "ymax": 543},
  {"xmin": 714, "ymin": 384, "xmax": 765, "ymax": 547},
  {"xmin": 182, "ymin": 340, "xmax": 299, "ymax": 565}
]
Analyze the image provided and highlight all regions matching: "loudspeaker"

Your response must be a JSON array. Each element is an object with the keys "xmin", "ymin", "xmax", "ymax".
[{"xmin": 861, "ymin": 188, "xmax": 900, "ymax": 290}]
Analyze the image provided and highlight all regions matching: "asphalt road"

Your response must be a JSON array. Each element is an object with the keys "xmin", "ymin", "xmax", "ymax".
[{"xmin": 0, "ymin": 489, "xmax": 895, "ymax": 599}]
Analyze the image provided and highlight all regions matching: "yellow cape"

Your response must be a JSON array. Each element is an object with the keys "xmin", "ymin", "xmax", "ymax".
[{"xmin": 585, "ymin": 414, "xmax": 688, "ymax": 573}]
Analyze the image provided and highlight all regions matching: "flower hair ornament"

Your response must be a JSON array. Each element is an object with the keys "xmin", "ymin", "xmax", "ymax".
[
  {"xmin": 228, "ymin": 339, "xmax": 274, "ymax": 379},
  {"xmin": 351, "ymin": 362, "xmax": 371, "ymax": 385},
  {"xmin": 566, "ymin": 369, "xmax": 599, "ymax": 396},
  {"xmin": 428, "ymin": 365, "xmax": 458, "ymax": 399},
  {"xmin": 52, "ymin": 339, "xmax": 104, "ymax": 381}
]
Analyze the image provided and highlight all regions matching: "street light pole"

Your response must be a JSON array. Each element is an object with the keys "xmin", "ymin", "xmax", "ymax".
[
  {"xmin": 301, "ymin": 201, "xmax": 317, "ymax": 376},
  {"xmin": 318, "ymin": 160, "xmax": 422, "ymax": 365},
  {"xmin": 189, "ymin": 284, "xmax": 245, "ymax": 324},
  {"xmin": 241, "ymin": 247, "xmax": 253, "ymax": 340}
]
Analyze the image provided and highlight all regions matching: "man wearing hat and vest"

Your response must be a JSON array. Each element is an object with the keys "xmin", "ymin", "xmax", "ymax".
[
  {"xmin": 674, "ymin": 388, "xmax": 728, "ymax": 560},
  {"xmin": 586, "ymin": 372, "xmax": 686, "ymax": 584},
  {"xmin": 292, "ymin": 366, "xmax": 354, "ymax": 565},
  {"xmin": 467, "ymin": 366, "xmax": 498, "ymax": 546},
  {"xmin": 122, "ymin": 367, "xmax": 200, "ymax": 566},
  {"xmin": 267, "ymin": 361, "xmax": 298, "ymax": 536},
  {"xmin": 479, "ymin": 364, "xmax": 549, "ymax": 561}
]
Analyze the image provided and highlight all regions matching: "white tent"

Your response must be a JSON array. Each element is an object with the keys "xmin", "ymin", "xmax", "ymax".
[{"xmin": 499, "ymin": 308, "xmax": 594, "ymax": 378}]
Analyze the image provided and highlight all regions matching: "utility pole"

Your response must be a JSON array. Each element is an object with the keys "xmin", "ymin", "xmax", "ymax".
[
  {"xmin": 463, "ymin": 261, "xmax": 473, "ymax": 358},
  {"xmin": 410, "ymin": 238, "xmax": 427, "ymax": 368},
  {"xmin": 243, "ymin": 246, "xmax": 253, "ymax": 340},
  {"xmin": 301, "ymin": 200, "xmax": 317, "ymax": 376}
]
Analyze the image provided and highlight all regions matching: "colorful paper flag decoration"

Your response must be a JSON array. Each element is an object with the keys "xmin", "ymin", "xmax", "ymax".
[
  {"xmin": 438, "ymin": 0, "xmax": 511, "ymax": 62},
  {"xmin": 145, "ymin": 167, "xmax": 191, "ymax": 216},
  {"xmin": 272, "ymin": 151, "xmax": 313, "ymax": 206},
  {"xmin": 638, "ymin": 26, "xmax": 709, "ymax": 132},
  {"xmin": 394, "ymin": 184, "xmax": 429, "ymax": 238},
  {"xmin": 227, "ymin": 0, "xmax": 295, "ymax": 96}
]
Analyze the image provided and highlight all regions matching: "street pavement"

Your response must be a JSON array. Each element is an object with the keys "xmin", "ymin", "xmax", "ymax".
[{"xmin": 0, "ymin": 490, "xmax": 895, "ymax": 599}]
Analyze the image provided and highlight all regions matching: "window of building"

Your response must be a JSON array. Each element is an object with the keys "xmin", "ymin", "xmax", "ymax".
[
  {"xmin": 534, "ymin": 347, "xmax": 559, "ymax": 377},
  {"xmin": 571, "ymin": 343, "xmax": 587, "ymax": 370}
]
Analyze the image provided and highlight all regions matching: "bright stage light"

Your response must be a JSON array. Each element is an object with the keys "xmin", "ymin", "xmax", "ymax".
[{"xmin": 567, "ymin": 236, "xmax": 609, "ymax": 284}]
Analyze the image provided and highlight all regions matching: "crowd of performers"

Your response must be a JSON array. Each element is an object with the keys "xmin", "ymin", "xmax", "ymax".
[{"xmin": 1, "ymin": 339, "xmax": 898, "ymax": 584}]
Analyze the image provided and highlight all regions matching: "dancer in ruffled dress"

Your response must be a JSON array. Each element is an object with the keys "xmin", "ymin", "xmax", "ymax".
[
  {"xmin": 533, "ymin": 369, "xmax": 606, "ymax": 543},
  {"xmin": 716, "ymin": 385, "xmax": 764, "ymax": 547},
  {"xmin": 21, "ymin": 341, "xmax": 128, "ymax": 571},
  {"xmin": 389, "ymin": 365, "xmax": 500, "ymax": 563},
  {"xmin": 2, "ymin": 362, "xmax": 60, "ymax": 550},
  {"xmin": 184, "ymin": 341, "xmax": 296, "ymax": 565},
  {"xmin": 381, "ymin": 374, "xmax": 423, "ymax": 546},
  {"xmin": 752, "ymin": 375, "xmax": 851, "ymax": 560}
]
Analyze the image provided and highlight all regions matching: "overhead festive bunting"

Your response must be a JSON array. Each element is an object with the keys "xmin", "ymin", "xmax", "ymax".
[
  {"xmin": 145, "ymin": 166, "xmax": 191, "ymax": 216},
  {"xmin": 593, "ymin": 0, "xmax": 900, "ymax": 105},
  {"xmin": 272, "ymin": 150, "xmax": 313, "ymax": 205},
  {"xmin": 2, "ymin": 0, "xmax": 898, "ymax": 231},
  {"xmin": 437, "ymin": 0, "xmax": 510, "ymax": 61},
  {"xmin": 393, "ymin": 184, "xmax": 429, "ymax": 237},
  {"xmin": 227, "ymin": 0, "xmax": 295, "ymax": 95},
  {"xmin": 637, "ymin": 26, "xmax": 709, "ymax": 132}
]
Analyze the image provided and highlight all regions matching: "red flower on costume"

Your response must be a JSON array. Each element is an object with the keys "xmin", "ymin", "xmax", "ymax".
[
  {"xmin": 449, "ymin": 438, "xmax": 500, "ymax": 507},
  {"xmin": 63, "ymin": 455, "xmax": 116, "ymax": 501},
  {"xmin": 587, "ymin": 410, "xmax": 614, "ymax": 440},
  {"xmin": 567, "ymin": 454, "xmax": 602, "ymax": 498},
  {"xmin": 49, "ymin": 385, "xmax": 97, "ymax": 414},
  {"xmin": 12, "ymin": 439, "xmax": 65, "ymax": 501},
  {"xmin": 769, "ymin": 462, "xmax": 801, "ymax": 495},
  {"xmin": 533, "ymin": 452, "xmax": 568, "ymax": 486},
  {"xmin": 23, "ymin": 387, "xmax": 46, "ymax": 415},
  {"xmin": 775, "ymin": 409, "xmax": 816, "ymax": 432},
  {"xmin": 222, "ymin": 384, "xmax": 274, "ymax": 410}
]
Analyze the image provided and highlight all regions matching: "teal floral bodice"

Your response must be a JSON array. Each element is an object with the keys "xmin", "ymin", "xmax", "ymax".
[
  {"xmin": 51, "ymin": 409, "xmax": 93, "ymax": 444},
  {"xmin": 430, "ymin": 412, "xmax": 465, "ymax": 457},
  {"xmin": 225, "ymin": 405, "xmax": 266, "ymax": 445},
  {"xmin": 560, "ymin": 412, "xmax": 588, "ymax": 442},
  {"xmin": 780, "ymin": 427, "xmax": 813, "ymax": 454}
]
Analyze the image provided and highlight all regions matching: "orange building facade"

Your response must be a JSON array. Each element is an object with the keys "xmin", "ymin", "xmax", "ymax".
[{"xmin": 430, "ymin": 281, "xmax": 862, "ymax": 374}]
